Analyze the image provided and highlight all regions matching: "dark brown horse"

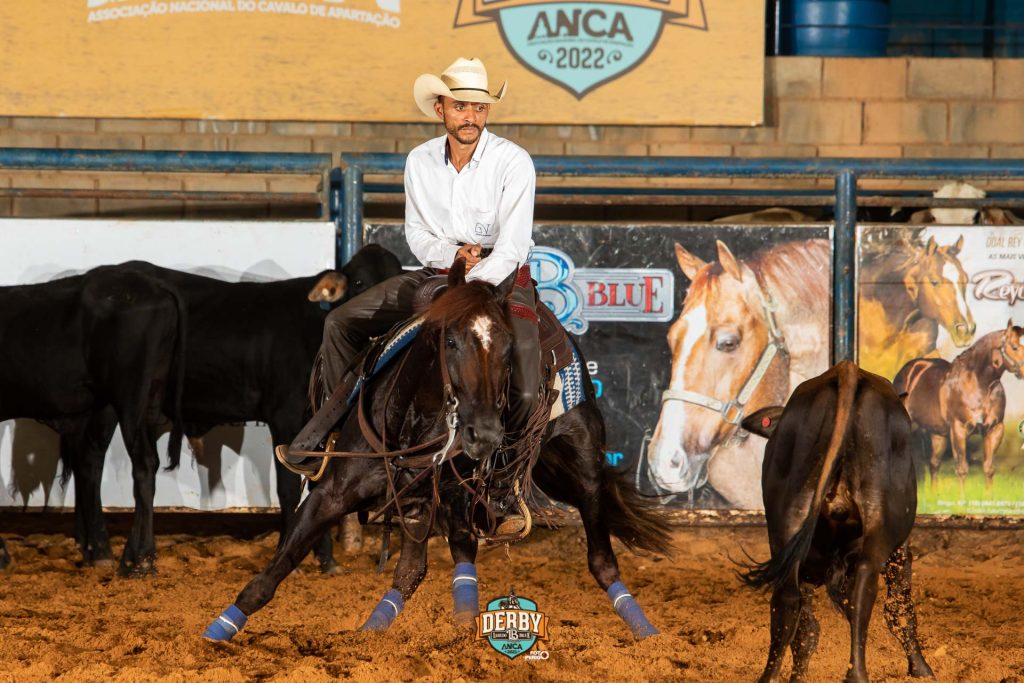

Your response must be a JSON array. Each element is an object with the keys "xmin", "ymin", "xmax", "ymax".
[
  {"xmin": 203, "ymin": 260, "xmax": 671, "ymax": 643},
  {"xmin": 894, "ymin": 321, "xmax": 1024, "ymax": 497}
]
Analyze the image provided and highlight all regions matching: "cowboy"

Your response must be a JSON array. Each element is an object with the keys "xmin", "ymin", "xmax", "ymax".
[{"xmin": 289, "ymin": 57, "xmax": 540, "ymax": 456}]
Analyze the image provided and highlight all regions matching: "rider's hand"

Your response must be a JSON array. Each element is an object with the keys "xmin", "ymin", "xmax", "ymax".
[{"xmin": 456, "ymin": 244, "xmax": 483, "ymax": 271}]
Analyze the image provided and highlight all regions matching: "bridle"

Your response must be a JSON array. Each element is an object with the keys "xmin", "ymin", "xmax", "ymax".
[
  {"xmin": 999, "ymin": 332, "xmax": 1023, "ymax": 379},
  {"xmin": 660, "ymin": 280, "xmax": 786, "ymax": 427}
]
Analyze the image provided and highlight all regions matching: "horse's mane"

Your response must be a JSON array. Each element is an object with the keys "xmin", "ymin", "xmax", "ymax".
[
  {"xmin": 425, "ymin": 280, "xmax": 511, "ymax": 333},
  {"xmin": 746, "ymin": 239, "xmax": 831, "ymax": 314}
]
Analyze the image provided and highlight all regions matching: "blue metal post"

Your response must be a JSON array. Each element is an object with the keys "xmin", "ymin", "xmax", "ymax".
[
  {"xmin": 328, "ymin": 167, "xmax": 344, "ymax": 269},
  {"xmin": 833, "ymin": 170, "xmax": 857, "ymax": 363},
  {"xmin": 341, "ymin": 165, "xmax": 365, "ymax": 266}
]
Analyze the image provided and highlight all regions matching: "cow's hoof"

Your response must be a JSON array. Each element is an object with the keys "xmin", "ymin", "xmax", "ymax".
[
  {"xmin": 320, "ymin": 562, "xmax": 344, "ymax": 576},
  {"xmin": 118, "ymin": 557, "xmax": 157, "ymax": 578},
  {"xmin": 203, "ymin": 605, "xmax": 247, "ymax": 642}
]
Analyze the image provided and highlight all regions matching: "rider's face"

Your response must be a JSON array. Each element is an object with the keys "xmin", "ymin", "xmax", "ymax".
[{"xmin": 435, "ymin": 97, "xmax": 489, "ymax": 145}]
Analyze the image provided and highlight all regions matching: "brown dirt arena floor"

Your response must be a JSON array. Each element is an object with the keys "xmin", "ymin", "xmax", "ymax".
[{"xmin": 1, "ymin": 517, "xmax": 1022, "ymax": 682}]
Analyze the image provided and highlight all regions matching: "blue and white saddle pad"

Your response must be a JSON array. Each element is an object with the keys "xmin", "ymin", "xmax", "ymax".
[{"xmin": 348, "ymin": 315, "xmax": 588, "ymax": 421}]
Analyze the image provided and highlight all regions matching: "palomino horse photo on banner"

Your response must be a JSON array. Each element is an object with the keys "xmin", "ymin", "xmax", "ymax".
[
  {"xmin": 858, "ymin": 229, "xmax": 976, "ymax": 380},
  {"xmin": 643, "ymin": 236, "xmax": 831, "ymax": 508}
]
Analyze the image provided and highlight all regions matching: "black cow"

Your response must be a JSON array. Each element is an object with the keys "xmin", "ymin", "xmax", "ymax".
[
  {"xmin": 741, "ymin": 361, "xmax": 933, "ymax": 683},
  {"xmin": 104, "ymin": 244, "xmax": 402, "ymax": 572},
  {"xmin": 0, "ymin": 266, "xmax": 186, "ymax": 576}
]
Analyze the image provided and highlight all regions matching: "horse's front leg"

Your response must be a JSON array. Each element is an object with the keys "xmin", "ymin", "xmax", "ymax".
[
  {"xmin": 360, "ymin": 518, "xmax": 431, "ymax": 631},
  {"xmin": 928, "ymin": 434, "xmax": 947, "ymax": 491},
  {"xmin": 445, "ymin": 499, "xmax": 480, "ymax": 626},
  {"xmin": 981, "ymin": 421, "xmax": 1003, "ymax": 492},
  {"xmin": 948, "ymin": 420, "xmax": 970, "ymax": 499},
  {"xmin": 202, "ymin": 467, "xmax": 353, "ymax": 642}
]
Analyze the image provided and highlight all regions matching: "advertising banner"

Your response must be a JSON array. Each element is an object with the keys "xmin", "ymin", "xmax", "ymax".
[
  {"xmin": 0, "ymin": 219, "xmax": 335, "ymax": 511},
  {"xmin": 366, "ymin": 220, "xmax": 832, "ymax": 510},
  {"xmin": 0, "ymin": 1, "xmax": 764, "ymax": 124},
  {"xmin": 859, "ymin": 225, "xmax": 1024, "ymax": 516}
]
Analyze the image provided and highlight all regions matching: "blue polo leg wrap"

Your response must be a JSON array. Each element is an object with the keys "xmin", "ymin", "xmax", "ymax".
[
  {"xmin": 608, "ymin": 581, "xmax": 659, "ymax": 640},
  {"xmin": 202, "ymin": 604, "xmax": 247, "ymax": 642},
  {"xmin": 452, "ymin": 562, "xmax": 479, "ymax": 621},
  {"xmin": 359, "ymin": 589, "xmax": 404, "ymax": 631}
]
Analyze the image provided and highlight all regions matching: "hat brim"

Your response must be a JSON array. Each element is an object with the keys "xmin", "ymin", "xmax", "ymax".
[{"xmin": 413, "ymin": 74, "xmax": 507, "ymax": 120}]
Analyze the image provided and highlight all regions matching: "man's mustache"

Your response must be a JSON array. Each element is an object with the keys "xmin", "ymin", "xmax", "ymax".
[{"xmin": 459, "ymin": 124, "xmax": 480, "ymax": 131}]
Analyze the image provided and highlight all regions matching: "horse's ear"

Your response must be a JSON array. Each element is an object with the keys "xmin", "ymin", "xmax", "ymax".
[
  {"xmin": 673, "ymin": 242, "xmax": 706, "ymax": 281},
  {"xmin": 741, "ymin": 406, "xmax": 784, "ymax": 439},
  {"xmin": 496, "ymin": 265, "xmax": 518, "ymax": 303},
  {"xmin": 716, "ymin": 240, "xmax": 743, "ymax": 282},
  {"xmin": 950, "ymin": 234, "xmax": 964, "ymax": 254},
  {"xmin": 1008, "ymin": 318, "xmax": 1016, "ymax": 334},
  {"xmin": 448, "ymin": 257, "xmax": 467, "ymax": 288},
  {"xmin": 925, "ymin": 236, "xmax": 938, "ymax": 256}
]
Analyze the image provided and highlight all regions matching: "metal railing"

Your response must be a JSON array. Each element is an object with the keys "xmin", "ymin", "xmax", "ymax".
[{"xmin": 339, "ymin": 153, "xmax": 1024, "ymax": 364}]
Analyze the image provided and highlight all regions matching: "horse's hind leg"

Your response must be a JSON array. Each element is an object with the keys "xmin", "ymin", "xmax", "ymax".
[
  {"xmin": 202, "ymin": 469, "xmax": 352, "ymax": 642},
  {"xmin": 359, "ymin": 519, "xmax": 430, "ymax": 632},
  {"xmin": 535, "ymin": 412, "xmax": 660, "ymax": 640},
  {"xmin": 883, "ymin": 543, "xmax": 934, "ymax": 678},
  {"xmin": 928, "ymin": 434, "xmax": 947, "ymax": 491},
  {"xmin": 0, "ymin": 538, "xmax": 9, "ymax": 571}
]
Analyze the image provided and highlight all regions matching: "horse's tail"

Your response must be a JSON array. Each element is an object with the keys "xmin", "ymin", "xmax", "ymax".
[
  {"xmin": 741, "ymin": 360, "xmax": 859, "ymax": 591},
  {"xmin": 600, "ymin": 466, "xmax": 674, "ymax": 555}
]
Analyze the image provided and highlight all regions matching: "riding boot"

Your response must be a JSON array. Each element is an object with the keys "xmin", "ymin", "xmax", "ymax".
[
  {"xmin": 506, "ymin": 268, "xmax": 542, "ymax": 432},
  {"xmin": 496, "ymin": 268, "xmax": 541, "ymax": 537}
]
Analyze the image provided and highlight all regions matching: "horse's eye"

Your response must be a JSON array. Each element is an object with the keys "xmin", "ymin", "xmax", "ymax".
[
  {"xmin": 446, "ymin": 336, "xmax": 456, "ymax": 348},
  {"xmin": 354, "ymin": 280, "xmax": 363, "ymax": 288},
  {"xmin": 716, "ymin": 334, "xmax": 740, "ymax": 353},
  {"xmin": 931, "ymin": 279, "xmax": 940, "ymax": 286}
]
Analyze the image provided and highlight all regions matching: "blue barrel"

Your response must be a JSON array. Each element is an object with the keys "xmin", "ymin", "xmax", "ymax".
[{"xmin": 782, "ymin": 0, "xmax": 890, "ymax": 56}]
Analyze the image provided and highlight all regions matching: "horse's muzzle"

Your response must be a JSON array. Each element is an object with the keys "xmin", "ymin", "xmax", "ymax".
[{"xmin": 462, "ymin": 423, "xmax": 502, "ymax": 461}]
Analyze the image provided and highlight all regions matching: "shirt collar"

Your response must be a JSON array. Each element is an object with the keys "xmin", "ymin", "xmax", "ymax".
[{"xmin": 442, "ymin": 128, "xmax": 490, "ymax": 169}]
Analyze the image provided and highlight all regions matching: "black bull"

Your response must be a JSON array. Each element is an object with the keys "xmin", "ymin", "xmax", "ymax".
[
  {"xmin": 0, "ymin": 266, "xmax": 187, "ymax": 576},
  {"xmin": 741, "ymin": 361, "xmax": 934, "ymax": 683}
]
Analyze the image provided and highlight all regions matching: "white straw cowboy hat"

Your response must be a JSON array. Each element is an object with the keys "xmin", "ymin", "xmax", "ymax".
[{"xmin": 413, "ymin": 57, "xmax": 507, "ymax": 120}]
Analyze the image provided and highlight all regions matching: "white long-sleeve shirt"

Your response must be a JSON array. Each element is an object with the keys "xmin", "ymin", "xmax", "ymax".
[{"xmin": 404, "ymin": 128, "xmax": 536, "ymax": 285}]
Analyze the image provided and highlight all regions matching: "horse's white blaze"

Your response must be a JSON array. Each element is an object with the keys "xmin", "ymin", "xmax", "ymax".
[
  {"xmin": 944, "ymin": 261, "xmax": 970, "ymax": 321},
  {"xmin": 471, "ymin": 315, "xmax": 493, "ymax": 351},
  {"xmin": 649, "ymin": 305, "xmax": 708, "ymax": 491}
]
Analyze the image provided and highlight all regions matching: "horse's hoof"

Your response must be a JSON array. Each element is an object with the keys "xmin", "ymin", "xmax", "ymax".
[
  {"xmin": 632, "ymin": 623, "xmax": 660, "ymax": 640},
  {"xmin": 92, "ymin": 559, "xmax": 117, "ymax": 571},
  {"xmin": 0, "ymin": 554, "xmax": 10, "ymax": 572},
  {"xmin": 453, "ymin": 610, "xmax": 478, "ymax": 628},
  {"xmin": 203, "ymin": 605, "xmax": 247, "ymax": 642}
]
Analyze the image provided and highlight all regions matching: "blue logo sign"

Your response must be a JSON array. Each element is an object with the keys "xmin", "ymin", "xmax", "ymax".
[
  {"xmin": 530, "ymin": 246, "xmax": 674, "ymax": 334},
  {"xmin": 454, "ymin": 0, "xmax": 709, "ymax": 98}
]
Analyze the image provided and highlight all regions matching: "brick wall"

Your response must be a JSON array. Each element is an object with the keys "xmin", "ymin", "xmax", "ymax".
[{"xmin": 1, "ymin": 57, "xmax": 1022, "ymax": 218}]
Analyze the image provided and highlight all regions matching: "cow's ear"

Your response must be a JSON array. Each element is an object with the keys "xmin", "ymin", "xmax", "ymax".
[
  {"xmin": 307, "ymin": 272, "xmax": 347, "ymax": 303},
  {"xmin": 448, "ymin": 257, "xmax": 467, "ymax": 289},
  {"xmin": 741, "ymin": 406, "xmax": 784, "ymax": 439}
]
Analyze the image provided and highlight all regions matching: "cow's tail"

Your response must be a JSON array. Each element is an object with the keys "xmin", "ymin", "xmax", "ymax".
[
  {"xmin": 741, "ymin": 360, "xmax": 859, "ymax": 591},
  {"xmin": 163, "ymin": 283, "xmax": 187, "ymax": 471}
]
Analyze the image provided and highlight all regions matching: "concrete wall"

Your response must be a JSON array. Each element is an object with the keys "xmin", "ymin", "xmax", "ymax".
[{"xmin": 1, "ymin": 57, "xmax": 1022, "ymax": 218}]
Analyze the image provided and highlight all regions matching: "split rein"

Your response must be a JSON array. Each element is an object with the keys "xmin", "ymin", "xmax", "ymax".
[{"xmin": 301, "ymin": 321, "xmax": 543, "ymax": 547}]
